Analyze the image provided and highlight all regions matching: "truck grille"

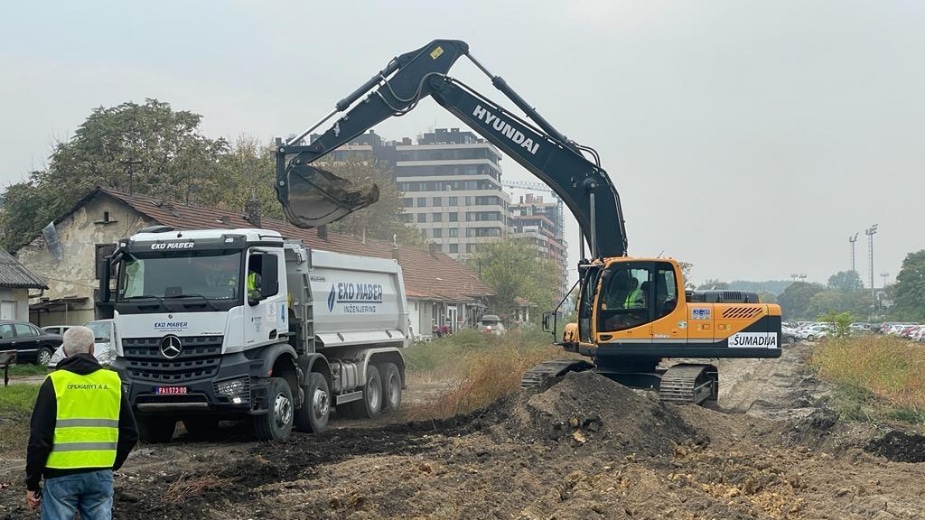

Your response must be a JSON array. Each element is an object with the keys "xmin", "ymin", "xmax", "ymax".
[{"xmin": 122, "ymin": 336, "xmax": 223, "ymax": 383}]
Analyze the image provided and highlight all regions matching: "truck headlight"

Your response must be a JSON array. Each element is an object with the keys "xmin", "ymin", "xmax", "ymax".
[{"xmin": 215, "ymin": 377, "xmax": 248, "ymax": 398}]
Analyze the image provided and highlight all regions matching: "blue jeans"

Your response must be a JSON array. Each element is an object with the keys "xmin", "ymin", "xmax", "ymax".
[{"xmin": 41, "ymin": 470, "xmax": 114, "ymax": 520}]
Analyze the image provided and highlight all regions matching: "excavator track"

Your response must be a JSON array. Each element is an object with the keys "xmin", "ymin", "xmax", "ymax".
[
  {"xmin": 658, "ymin": 364, "xmax": 718, "ymax": 405},
  {"xmin": 521, "ymin": 359, "xmax": 594, "ymax": 390}
]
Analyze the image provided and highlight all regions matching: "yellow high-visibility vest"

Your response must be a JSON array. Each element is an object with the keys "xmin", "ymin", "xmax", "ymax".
[{"xmin": 45, "ymin": 368, "xmax": 122, "ymax": 470}]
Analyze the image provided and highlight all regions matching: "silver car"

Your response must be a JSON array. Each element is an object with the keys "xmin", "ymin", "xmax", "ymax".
[{"xmin": 47, "ymin": 319, "xmax": 117, "ymax": 370}]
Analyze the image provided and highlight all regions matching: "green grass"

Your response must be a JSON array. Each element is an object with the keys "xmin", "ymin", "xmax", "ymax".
[
  {"xmin": 810, "ymin": 335, "xmax": 925, "ymax": 427},
  {"xmin": 0, "ymin": 384, "xmax": 40, "ymax": 456},
  {"xmin": 7, "ymin": 363, "xmax": 49, "ymax": 376}
]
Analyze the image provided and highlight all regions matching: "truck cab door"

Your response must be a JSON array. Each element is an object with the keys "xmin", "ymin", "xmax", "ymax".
[{"xmin": 243, "ymin": 251, "xmax": 283, "ymax": 347}]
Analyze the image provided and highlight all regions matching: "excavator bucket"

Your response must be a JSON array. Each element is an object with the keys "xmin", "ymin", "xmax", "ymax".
[{"xmin": 279, "ymin": 164, "xmax": 380, "ymax": 229}]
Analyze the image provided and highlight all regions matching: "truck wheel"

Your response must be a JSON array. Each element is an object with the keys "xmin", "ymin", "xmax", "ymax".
[
  {"xmin": 348, "ymin": 365, "xmax": 382, "ymax": 419},
  {"xmin": 137, "ymin": 416, "xmax": 176, "ymax": 444},
  {"xmin": 381, "ymin": 363, "xmax": 402, "ymax": 413},
  {"xmin": 183, "ymin": 417, "xmax": 219, "ymax": 438},
  {"xmin": 295, "ymin": 372, "xmax": 330, "ymax": 434},
  {"xmin": 255, "ymin": 377, "xmax": 294, "ymax": 442}
]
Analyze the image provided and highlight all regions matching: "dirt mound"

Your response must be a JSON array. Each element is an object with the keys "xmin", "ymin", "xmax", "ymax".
[
  {"xmin": 482, "ymin": 371, "xmax": 705, "ymax": 457},
  {"xmin": 866, "ymin": 429, "xmax": 925, "ymax": 462}
]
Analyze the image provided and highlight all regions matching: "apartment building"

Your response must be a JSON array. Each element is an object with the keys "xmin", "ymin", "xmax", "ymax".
[
  {"xmin": 393, "ymin": 128, "xmax": 510, "ymax": 260},
  {"xmin": 509, "ymin": 193, "xmax": 569, "ymax": 294}
]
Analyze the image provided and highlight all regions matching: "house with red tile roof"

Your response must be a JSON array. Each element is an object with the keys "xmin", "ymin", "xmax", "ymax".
[{"xmin": 15, "ymin": 188, "xmax": 493, "ymax": 337}]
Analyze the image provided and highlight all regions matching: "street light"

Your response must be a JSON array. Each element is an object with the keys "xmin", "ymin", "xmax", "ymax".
[
  {"xmin": 848, "ymin": 233, "xmax": 859, "ymax": 273},
  {"xmin": 865, "ymin": 225, "xmax": 878, "ymax": 300}
]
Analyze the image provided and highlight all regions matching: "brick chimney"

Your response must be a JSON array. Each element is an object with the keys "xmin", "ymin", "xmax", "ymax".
[
  {"xmin": 391, "ymin": 234, "xmax": 400, "ymax": 262},
  {"xmin": 317, "ymin": 224, "xmax": 328, "ymax": 241},
  {"xmin": 428, "ymin": 242, "xmax": 438, "ymax": 257},
  {"xmin": 243, "ymin": 196, "xmax": 261, "ymax": 228}
]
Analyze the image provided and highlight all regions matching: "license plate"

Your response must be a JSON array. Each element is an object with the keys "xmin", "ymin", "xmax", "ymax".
[{"xmin": 155, "ymin": 386, "xmax": 187, "ymax": 395}]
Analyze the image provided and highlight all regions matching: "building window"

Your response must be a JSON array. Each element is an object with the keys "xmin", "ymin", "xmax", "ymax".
[
  {"xmin": 449, "ymin": 244, "xmax": 459, "ymax": 254},
  {"xmin": 417, "ymin": 197, "xmax": 427, "ymax": 207},
  {"xmin": 433, "ymin": 197, "xmax": 442, "ymax": 206},
  {"xmin": 449, "ymin": 212, "xmax": 458, "ymax": 222},
  {"xmin": 403, "ymin": 198, "xmax": 413, "ymax": 207},
  {"xmin": 449, "ymin": 228, "xmax": 458, "ymax": 238},
  {"xmin": 433, "ymin": 213, "xmax": 443, "ymax": 223},
  {"xmin": 448, "ymin": 196, "xmax": 458, "ymax": 206},
  {"xmin": 417, "ymin": 213, "xmax": 427, "ymax": 223},
  {"xmin": 433, "ymin": 228, "xmax": 443, "ymax": 238}
]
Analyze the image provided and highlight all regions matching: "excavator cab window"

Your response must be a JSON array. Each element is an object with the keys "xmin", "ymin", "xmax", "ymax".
[{"xmin": 596, "ymin": 261, "xmax": 680, "ymax": 332}]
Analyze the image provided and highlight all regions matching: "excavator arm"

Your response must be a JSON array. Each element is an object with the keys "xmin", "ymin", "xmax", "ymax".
[{"xmin": 275, "ymin": 39, "xmax": 628, "ymax": 258}]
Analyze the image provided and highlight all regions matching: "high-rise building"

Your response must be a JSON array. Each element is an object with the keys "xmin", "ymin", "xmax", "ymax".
[
  {"xmin": 509, "ymin": 193, "xmax": 568, "ymax": 295},
  {"xmin": 392, "ymin": 128, "xmax": 509, "ymax": 260}
]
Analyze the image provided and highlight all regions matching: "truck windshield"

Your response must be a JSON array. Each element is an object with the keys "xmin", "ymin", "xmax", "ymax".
[{"xmin": 118, "ymin": 251, "xmax": 243, "ymax": 301}]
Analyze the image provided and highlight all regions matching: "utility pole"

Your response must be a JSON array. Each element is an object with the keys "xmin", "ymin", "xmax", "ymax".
[
  {"xmin": 865, "ymin": 224, "xmax": 878, "ymax": 300},
  {"xmin": 120, "ymin": 159, "xmax": 142, "ymax": 196},
  {"xmin": 848, "ymin": 233, "xmax": 859, "ymax": 273},
  {"xmin": 880, "ymin": 272, "xmax": 889, "ymax": 289},
  {"xmin": 798, "ymin": 273, "xmax": 807, "ymax": 284}
]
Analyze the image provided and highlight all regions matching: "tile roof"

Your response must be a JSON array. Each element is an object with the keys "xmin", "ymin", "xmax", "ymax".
[
  {"xmin": 0, "ymin": 248, "xmax": 47, "ymax": 289},
  {"xmin": 95, "ymin": 188, "xmax": 492, "ymax": 302}
]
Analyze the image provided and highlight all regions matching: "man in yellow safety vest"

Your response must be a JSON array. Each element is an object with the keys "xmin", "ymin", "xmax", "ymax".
[{"xmin": 26, "ymin": 326, "xmax": 137, "ymax": 519}]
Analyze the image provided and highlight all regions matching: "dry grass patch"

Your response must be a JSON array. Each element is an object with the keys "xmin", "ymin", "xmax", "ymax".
[
  {"xmin": 402, "ymin": 328, "xmax": 573, "ymax": 420},
  {"xmin": 810, "ymin": 335, "xmax": 925, "ymax": 424}
]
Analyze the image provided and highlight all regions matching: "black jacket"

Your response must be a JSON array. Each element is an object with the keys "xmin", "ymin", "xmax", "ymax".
[{"xmin": 25, "ymin": 354, "xmax": 138, "ymax": 491}]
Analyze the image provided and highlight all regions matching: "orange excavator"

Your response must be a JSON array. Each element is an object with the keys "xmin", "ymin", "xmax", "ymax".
[{"xmin": 274, "ymin": 39, "xmax": 782, "ymax": 404}]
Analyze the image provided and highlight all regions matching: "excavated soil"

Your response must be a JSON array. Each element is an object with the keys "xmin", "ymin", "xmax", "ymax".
[{"xmin": 2, "ymin": 341, "xmax": 925, "ymax": 519}]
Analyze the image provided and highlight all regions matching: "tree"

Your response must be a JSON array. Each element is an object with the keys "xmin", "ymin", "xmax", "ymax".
[
  {"xmin": 210, "ymin": 136, "xmax": 284, "ymax": 220},
  {"xmin": 1, "ymin": 99, "xmax": 228, "ymax": 251},
  {"xmin": 776, "ymin": 281, "xmax": 825, "ymax": 320},
  {"xmin": 696, "ymin": 279, "xmax": 729, "ymax": 290},
  {"xmin": 891, "ymin": 250, "xmax": 925, "ymax": 321},
  {"xmin": 827, "ymin": 270, "xmax": 864, "ymax": 292},
  {"xmin": 820, "ymin": 311, "xmax": 852, "ymax": 338},
  {"xmin": 321, "ymin": 158, "xmax": 422, "ymax": 246},
  {"xmin": 469, "ymin": 238, "xmax": 559, "ymax": 323}
]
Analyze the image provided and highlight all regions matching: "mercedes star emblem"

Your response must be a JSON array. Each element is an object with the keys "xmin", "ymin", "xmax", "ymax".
[{"xmin": 159, "ymin": 335, "xmax": 183, "ymax": 359}]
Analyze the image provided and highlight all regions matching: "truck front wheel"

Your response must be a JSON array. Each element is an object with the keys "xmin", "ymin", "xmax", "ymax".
[
  {"xmin": 255, "ymin": 377, "xmax": 294, "ymax": 441},
  {"xmin": 295, "ymin": 372, "xmax": 329, "ymax": 434}
]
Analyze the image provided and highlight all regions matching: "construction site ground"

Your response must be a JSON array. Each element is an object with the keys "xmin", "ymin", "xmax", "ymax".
[{"xmin": 2, "ymin": 340, "xmax": 924, "ymax": 519}]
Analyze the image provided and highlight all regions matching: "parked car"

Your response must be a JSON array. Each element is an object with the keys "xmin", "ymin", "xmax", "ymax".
[
  {"xmin": 476, "ymin": 314, "xmax": 506, "ymax": 335},
  {"xmin": 781, "ymin": 329, "xmax": 798, "ymax": 345},
  {"xmin": 41, "ymin": 325, "xmax": 76, "ymax": 336},
  {"xmin": 0, "ymin": 321, "xmax": 64, "ymax": 365},
  {"xmin": 47, "ymin": 319, "xmax": 117, "ymax": 370}
]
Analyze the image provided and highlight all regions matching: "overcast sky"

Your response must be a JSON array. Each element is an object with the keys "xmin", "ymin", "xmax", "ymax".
[{"xmin": 2, "ymin": 1, "xmax": 923, "ymax": 287}]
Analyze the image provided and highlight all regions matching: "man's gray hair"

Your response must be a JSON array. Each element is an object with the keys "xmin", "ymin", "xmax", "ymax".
[{"xmin": 63, "ymin": 326, "xmax": 95, "ymax": 356}]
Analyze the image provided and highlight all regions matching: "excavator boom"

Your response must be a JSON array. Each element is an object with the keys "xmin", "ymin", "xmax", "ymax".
[{"xmin": 275, "ymin": 39, "xmax": 627, "ymax": 257}]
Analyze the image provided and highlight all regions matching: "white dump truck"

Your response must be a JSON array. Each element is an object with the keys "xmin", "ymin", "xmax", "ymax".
[{"xmin": 100, "ymin": 226, "xmax": 409, "ymax": 442}]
